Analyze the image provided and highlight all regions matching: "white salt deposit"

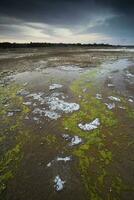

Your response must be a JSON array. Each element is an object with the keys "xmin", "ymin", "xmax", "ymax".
[
  {"xmin": 70, "ymin": 136, "xmax": 82, "ymax": 146},
  {"xmin": 49, "ymin": 84, "xmax": 63, "ymax": 90},
  {"xmin": 78, "ymin": 118, "xmax": 100, "ymax": 131},
  {"xmin": 108, "ymin": 96, "xmax": 121, "ymax": 102},
  {"xmin": 54, "ymin": 175, "xmax": 65, "ymax": 191}
]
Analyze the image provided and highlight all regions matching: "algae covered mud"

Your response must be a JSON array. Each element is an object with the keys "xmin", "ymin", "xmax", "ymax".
[{"xmin": 0, "ymin": 47, "xmax": 134, "ymax": 200}]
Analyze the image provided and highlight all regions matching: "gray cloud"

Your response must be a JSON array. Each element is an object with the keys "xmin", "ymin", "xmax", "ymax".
[{"xmin": 0, "ymin": 0, "xmax": 134, "ymax": 44}]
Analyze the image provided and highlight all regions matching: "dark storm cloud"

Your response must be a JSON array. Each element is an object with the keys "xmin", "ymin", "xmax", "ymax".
[
  {"xmin": 0, "ymin": 0, "xmax": 134, "ymax": 25},
  {"xmin": 0, "ymin": 0, "xmax": 134, "ymax": 44}
]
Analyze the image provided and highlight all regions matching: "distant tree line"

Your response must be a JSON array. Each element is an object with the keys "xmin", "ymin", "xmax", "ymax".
[{"xmin": 0, "ymin": 42, "xmax": 133, "ymax": 49}]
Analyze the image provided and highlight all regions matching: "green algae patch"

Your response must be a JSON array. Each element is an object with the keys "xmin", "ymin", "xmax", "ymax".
[
  {"xmin": 125, "ymin": 105, "xmax": 134, "ymax": 119},
  {"xmin": 42, "ymin": 134, "xmax": 58, "ymax": 147},
  {"xmin": 0, "ymin": 84, "xmax": 31, "ymax": 194},
  {"xmin": 63, "ymin": 94, "xmax": 118, "ymax": 199},
  {"xmin": 0, "ymin": 140, "xmax": 27, "ymax": 194}
]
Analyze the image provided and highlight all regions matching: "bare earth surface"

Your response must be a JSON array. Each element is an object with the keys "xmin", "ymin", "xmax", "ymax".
[{"xmin": 0, "ymin": 47, "xmax": 134, "ymax": 200}]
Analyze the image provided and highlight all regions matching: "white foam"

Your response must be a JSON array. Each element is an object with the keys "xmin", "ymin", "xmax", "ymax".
[
  {"xmin": 33, "ymin": 108, "xmax": 61, "ymax": 120},
  {"xmin": 33, "ymin": 117, "xmax": 39, "ymax": 121},
  {"xmin": 78, "ymin": 118, "xmax": 100, "ymax": 131},
  {"xmin": 46, "ymin": 162, "xmax": 52, "ymax": 167},
  {"xmin": 108, "ymin": 76, "xmax": 112, "ymax": 79},
  {"xmin": 23, "ymin": 102, "xmax": 32, "ymax": 106},
  {"xmin": 25, "ymin": 116, "xmax": 29, "ymax": 120},
  {"xmin": 70, "ymin": 136, "xmax": 82, "ymax": 146},
  {"xmin": 128, "ymin": 98, "xmax": 133, "ymax": 103},
  {"xmin": 56, "ymin": 156, "xmax": 71, "ymax": 162},
  {"xmin": 44, "ymin": 110, "xmax": 61, "ymax": 120},
  {"xmin": 126, "ymin": 71, "xmax": 134, "ymax": 78},
  {"xmin": 118, "ymin": 106, "xmax": 126, "ymax": 110},
  {"xmin": 54, "ymin": 175, "xmax": 65, "ymax": 191},
  {"xmin": 27, "ymin": 92, "xmax": 44, "ymax": 103},
  {"xmin": 28, "ymin": 92, "xmax": 79, "ymax": 120},
  {"xmin": 7, "ymin": 112, "xmax": 14, "ymax": 117},
  {"xmin": 105, "ymin": 103, "xmax": 115, "ymax": 109},
  {"xmin": 47, "ymin": 97, "xmax": 80, "ymax": 113},
  {"xmin": 108, "ymin": 84, "xmax": 114, "ymax": 87},
  {"xmin": 96, "ymin": 94, "xmax": 102, "ymax": 100},
  {"xmin": 33, "ymin": 108, "xmax": 44, "ymax": 115},
  {"xmin": 83, "ymin": 88, "xmax": 87, "ymax": 93},
  {"xmin": 17, "ymin": 89, "xmax": 30, "ymax": 96},
  {"xmin": 58, "ymin": 65, "xmax": 82, "ymax": 71},
  {"xmin": 49, "ymin": 84, "xmax": 63, "ymax": 90},
  {"xmin": 62, "ymin": 134, "xmax": 71, "ymax": 140},
  {"xmin": 108, "ymin": 96, "xmax": 121, "ymax": 102}
]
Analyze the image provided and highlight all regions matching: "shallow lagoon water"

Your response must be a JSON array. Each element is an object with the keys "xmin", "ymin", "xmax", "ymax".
[{"xmin": 0, "ymin": 49, "xmax": 134, "ymax": 200}]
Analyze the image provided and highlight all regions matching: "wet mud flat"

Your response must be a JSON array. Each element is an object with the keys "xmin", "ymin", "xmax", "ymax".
[{"xmin": 0, "ymin": 47, "xmax": 134, "ymax": 200}]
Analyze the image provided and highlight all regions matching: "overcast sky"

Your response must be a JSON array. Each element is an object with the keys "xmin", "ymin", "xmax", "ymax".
[{"xmin": 0, "ymin": 0, "xmax": 134, "ymax": 44}]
